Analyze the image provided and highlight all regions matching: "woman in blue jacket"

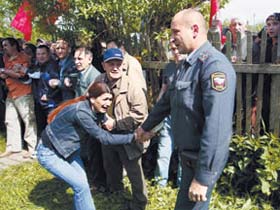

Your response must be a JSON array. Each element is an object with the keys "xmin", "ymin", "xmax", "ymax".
[{"xmin": 36, "ymin": 81, "xmax": 136, "ymax": 210}]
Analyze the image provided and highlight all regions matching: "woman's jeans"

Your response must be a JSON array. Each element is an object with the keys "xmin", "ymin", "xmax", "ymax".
[{"xmin": 36, "ymin": 143, "xmax": 95, "ymax": 210}]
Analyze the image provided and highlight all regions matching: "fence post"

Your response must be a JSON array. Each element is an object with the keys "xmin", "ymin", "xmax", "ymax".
[
  {"xmin": 133, "ymin": 34, "xmax": 139, "ymax": 56},
  {"xmin": 225, "ymin": 31, "xmax": 232, "ymax": 61},
  {"xmin": 245, "ymin": 32, "xmax": 253, "ymax": 134},
  {"xmin": 276, "ymin": 34, "xmax": 280, "ymax": 64},
  {"xmin": 208, "ymin": 28, "xmax": 221, "ymax": 50},
  {"xmin": 254, "ymin": 30, "xmax": 268, "ymax": 135},
  {"xmin": 236, "ymin": 32, "xmax": 242, "ymax": 64}
]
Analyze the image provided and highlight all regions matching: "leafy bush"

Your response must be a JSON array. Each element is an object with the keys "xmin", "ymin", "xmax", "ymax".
[{"xmin": 217, "ymin": 134, "xmax": 280, "ymax": 209}]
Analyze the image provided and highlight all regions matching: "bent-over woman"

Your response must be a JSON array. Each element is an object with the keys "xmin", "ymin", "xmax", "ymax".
[{"xmin": 36, "ymin": 81, "xmax": 138, "ymax": 210}]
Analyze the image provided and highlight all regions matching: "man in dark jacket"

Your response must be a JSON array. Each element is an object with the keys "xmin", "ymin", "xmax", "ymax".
[{"xmin": 28, "ymin": 45, "xmax": 60, "ymax": 137}]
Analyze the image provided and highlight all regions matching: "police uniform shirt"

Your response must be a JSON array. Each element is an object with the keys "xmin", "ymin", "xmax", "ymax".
[{"xmin": 142, "ymin": 41, "xmax": 236, "ymax": 186}]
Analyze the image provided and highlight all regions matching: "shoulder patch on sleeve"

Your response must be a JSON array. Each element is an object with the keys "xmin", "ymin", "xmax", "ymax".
[{"xmin": 211, "ymin": 72, "xmax": 227, "ymax": 92}]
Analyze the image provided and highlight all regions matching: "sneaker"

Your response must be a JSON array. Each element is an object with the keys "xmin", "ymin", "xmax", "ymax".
[
  {"xmin": 22, "ymin": 151, "xmax": 37, "ymax": 159},
  {"xmin": 30, "ymin": 153, "xmax": 37, "ymax": 159}
]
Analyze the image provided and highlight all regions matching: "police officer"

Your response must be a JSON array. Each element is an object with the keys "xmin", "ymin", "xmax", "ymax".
[{"xmin": 136, "ymin": 9, "xmax": 236, "ymax": 210}]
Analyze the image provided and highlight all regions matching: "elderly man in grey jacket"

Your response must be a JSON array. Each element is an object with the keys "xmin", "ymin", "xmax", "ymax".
[{"xmin": 96, "ymin": 48, "xmax": 148, "ymax": 210}]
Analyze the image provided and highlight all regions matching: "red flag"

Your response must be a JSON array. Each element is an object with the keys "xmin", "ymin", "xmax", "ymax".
[
  {"xmin": 11, "ymin": 0, "xmax": 33, "ymax": 41},
  {"xmin": 209, "ymin": 0, "xmax": 224, "ymax": 44},
  {"xmin": 209, "ymin": 0, "xmax": 219, "ymax": 27}
]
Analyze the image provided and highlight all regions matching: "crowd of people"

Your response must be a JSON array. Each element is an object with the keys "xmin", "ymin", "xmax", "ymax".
[
  {"xmin": 0, "ymin": 7, "xmax": 279, "ymax": 210},
  {"xmin": 0, "ymin": 33, "xmax": 152, "ymax": 210}
]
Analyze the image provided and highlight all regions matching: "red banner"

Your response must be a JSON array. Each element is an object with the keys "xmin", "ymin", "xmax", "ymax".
[
  {"xmin": 209, "ymin": 0, "xmax": 225, "ymax": 44},
  {"xmin": 11, "ymin": 0, "xmax": 33, "ymax": 41},
  {"xmin": 209, "ymin": 0, "xmax": 219, "ymax": 27}
]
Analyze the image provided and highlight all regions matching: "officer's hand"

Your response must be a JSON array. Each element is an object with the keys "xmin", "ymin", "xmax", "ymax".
[
  {"xmin": 135, "ymin": 127, "xmax": 154, "ymax": 143},
  {"xmin": 188, "ymin": 178, "xmax": 208, "ymax": 202}
]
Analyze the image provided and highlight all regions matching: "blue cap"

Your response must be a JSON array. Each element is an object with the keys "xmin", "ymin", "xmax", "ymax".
[{"xmin": 103, "ymin": 48, "xmax": 123, "ymax": 62}]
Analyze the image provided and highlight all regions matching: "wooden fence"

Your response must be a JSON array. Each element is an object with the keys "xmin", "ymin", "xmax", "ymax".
[{"xmin": 141, "ymin": 29, "xmax": 280, "ymax": 137}]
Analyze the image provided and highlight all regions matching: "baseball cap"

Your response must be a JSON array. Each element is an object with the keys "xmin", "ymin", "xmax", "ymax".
[{"xmin": 103, "ymin": 48, "xmax": 123, "ymax": 62}]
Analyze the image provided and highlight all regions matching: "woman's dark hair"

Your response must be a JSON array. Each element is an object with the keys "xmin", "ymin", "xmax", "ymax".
[
  {"xmin": 87, "ymin": 81, "xmax": 111, "ymax": 98},
  {"xmin": 47, "ymin": 81, "xmax": 111, "ymax": 124}
]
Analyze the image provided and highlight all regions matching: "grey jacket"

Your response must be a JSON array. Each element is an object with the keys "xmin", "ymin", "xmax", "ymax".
[
  {"xmin": 96, "ymin": 73, "xmax": 148, "ymax": 160},
  {"xmin": 75, "ymin": 64, "xmax": 100, "ymax": 97}
]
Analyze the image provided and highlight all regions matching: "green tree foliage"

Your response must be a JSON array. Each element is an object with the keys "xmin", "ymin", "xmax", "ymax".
[
  {"xmin": 0, "ymin": 1, "xmax": 21, "ymax": 38},
  {"xmin": 0, "ymin": 0, "xmax": 232, "ymax": 58}
]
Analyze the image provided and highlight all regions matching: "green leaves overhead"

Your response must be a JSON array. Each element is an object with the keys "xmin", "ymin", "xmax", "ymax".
[{"xmin": 1, "ymin": 0, "xmax": 229, "ymax": 45}]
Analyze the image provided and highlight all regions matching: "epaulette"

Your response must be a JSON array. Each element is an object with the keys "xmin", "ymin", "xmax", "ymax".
[{"xmin": 198, "ymin": 51, "xmax": 209, "ymax": 62}]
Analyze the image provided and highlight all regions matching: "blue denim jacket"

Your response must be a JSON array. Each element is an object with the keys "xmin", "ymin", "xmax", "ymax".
[{"xmin": 44, "ymin": 100, "xmax": 134, "ymax": 159}]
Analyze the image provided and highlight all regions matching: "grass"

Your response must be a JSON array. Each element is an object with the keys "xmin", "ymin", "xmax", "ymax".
[
  {"xmin": 0, "ymin": 134, "xmax": 177, "ymax": 210},
  {"xmin": 0, "ymin": 134, "xmax": 275, "ymax": 210},
  {"xmin": 0, "ymin": 162, "xmax": 178, "ymax": 210},
  {"xmin": 0, "ymin": 132, "xmax": 5, "ymax": 152}
]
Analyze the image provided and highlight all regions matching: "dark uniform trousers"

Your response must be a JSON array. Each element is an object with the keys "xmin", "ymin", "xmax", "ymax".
[{"xmin": 175, "ymin": 151, "xmax": 222, "ymax": 210}]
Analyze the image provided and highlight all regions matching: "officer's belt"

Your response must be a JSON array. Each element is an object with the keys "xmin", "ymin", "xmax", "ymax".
[{"xmin": 180, "ymin": 151, "xmax": 198, "ymax": 168}]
